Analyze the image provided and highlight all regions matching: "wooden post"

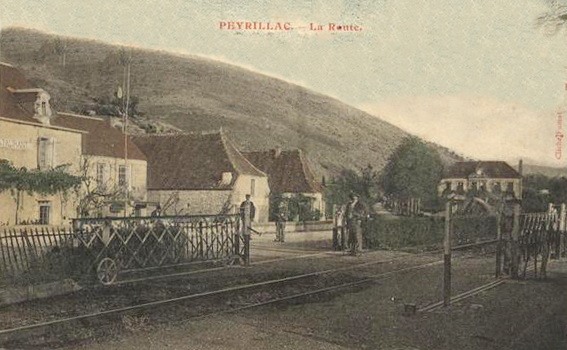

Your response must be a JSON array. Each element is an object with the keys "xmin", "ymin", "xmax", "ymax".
[
  {"xmin": 510, "ymin": 203, "xmax": 521, "ymax": 279},
  {"xmin": 443, "ymin": 200, "xmax": 452, "ymax": 307},
  {"xmin": 559, "ymin": 203, "xmax": 566, "ymax": 259},
  {"xmin": 332, "ymin": 205, "xmax": 339, "ymax": 250},
  {"xmin": 495, "ymin": 214, "xmax": 502, "ymax": 277},
  {"xmin": 243, "ymin": 203, "xmax": 251, "ymax": 266}
]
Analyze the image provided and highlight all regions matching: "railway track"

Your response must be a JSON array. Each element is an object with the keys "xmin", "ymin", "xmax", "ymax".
[{"xmin": 0, "ymin": 242, "xmax": 502, "ymax": 347}]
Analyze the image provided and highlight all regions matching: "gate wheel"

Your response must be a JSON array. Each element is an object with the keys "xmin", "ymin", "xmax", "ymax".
[{"xmin": 97, "ymin": 258, "xmax": 118, "ymax": 285}]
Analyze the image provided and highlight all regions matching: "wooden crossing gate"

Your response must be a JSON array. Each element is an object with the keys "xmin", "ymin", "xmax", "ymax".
[
  {"xmin": 73, "ymin": 214, "xmax": 247, "ymax": 284},
  {"xmin": 0, "ymin": 213, "xmax": 248, "ymax": 286}
]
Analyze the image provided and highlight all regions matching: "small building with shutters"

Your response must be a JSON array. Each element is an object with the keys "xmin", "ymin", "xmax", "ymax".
[{"xmin": 131, "ymin": 131, "xmax": 270, "ymax": 222}]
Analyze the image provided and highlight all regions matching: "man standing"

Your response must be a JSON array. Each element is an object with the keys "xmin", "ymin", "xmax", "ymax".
[
  {"xmin": 345, "ymin": 193, "xmax": 366, "ymax": 256},
  {"xmin": 240, "ymin": 194, "xmax": 256, "ymax": 223},
  {"xmin": 239, "ymin": 194, "xmax": 256, "ymax": 265},
  {"xmin": 274, "ymin": 202, "xmax": 287, "ymax": 242}
]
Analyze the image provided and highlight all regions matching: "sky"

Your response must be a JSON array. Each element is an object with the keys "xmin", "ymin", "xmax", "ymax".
[{"xmin": 2, "ymin": 0, "xmax": 567, "ymax": 167}]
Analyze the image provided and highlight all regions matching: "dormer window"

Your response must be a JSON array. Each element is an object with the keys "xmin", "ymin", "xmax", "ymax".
[
  {"xmin": 32, "ymin": 90, "xmax": 53, "ymax": 125},
  {"xmin": 8, "ymin": 88, "xmax": 53, "ymax": 125}
]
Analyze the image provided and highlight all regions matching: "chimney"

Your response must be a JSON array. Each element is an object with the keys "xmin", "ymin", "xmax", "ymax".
[
  {"xmin": 272, "ymin": 147, "xmax": 282, "ymax": 158},
  {"xmin": 518, "ymin": 159, "xmax": 523, "ymax": 176}
]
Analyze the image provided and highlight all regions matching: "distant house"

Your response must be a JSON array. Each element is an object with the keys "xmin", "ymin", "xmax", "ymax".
[
  {"xmin": 131, "ymin": 131, "xmax": 270, "ymax": 222},
  {"xmin": 439, "ymin": 161, "xmax": 522, "ymax": 199},
  {"xmin": 243, "ymin": 148, "xmax": 325, "ymax": 219}
]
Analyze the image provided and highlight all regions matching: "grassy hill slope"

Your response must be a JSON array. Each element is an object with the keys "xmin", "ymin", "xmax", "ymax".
[{"xmin": 0, "ymin": 27, "xmax": 462, "ymax": 177}]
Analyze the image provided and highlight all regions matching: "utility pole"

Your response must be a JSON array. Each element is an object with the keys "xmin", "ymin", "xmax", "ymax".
[
  {"xmin": 443, "ymin": 200, "xmax": 452, "ymax": 307},
  {"xmin": 123, "ymin": 53, "xmax": 131, "ymax": 218}
]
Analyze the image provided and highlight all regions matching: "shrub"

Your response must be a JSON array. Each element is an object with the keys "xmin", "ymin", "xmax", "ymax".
[{"xmin": 364, "ymin": 216, "xmax": 444, "ymax": 250}]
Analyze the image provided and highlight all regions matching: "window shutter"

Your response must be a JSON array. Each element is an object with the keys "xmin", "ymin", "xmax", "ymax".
[
  {"xmin": 49, "ymin": 137, "xmax": 56, "ymax": 168},
  {"xmin": 38, "ymin": 137, "xmax": 49, "ymax": 170},
  {"xmin": 103, "ymin": 163, "xmax": 110, "ymax": 184}
]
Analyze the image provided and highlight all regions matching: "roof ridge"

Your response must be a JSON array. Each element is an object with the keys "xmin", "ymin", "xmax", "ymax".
[
  {"xmin": 133, "ymin": 130, "xmax": 222, "ymax": 137},
  {"xmin": 221, "ymin": 133, "xmax": 267, "ymax": 177},
  {"xmin": 297, "ymin": 149, "xmax": 323, "ymax": 192},
  {"xmin": 57, "ymin": 111, "xmax": 105, "ymax": 121}
]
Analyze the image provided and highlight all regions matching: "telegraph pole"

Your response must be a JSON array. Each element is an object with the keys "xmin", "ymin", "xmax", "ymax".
[{"xmin": 123, "ymin": 54, "xmax": 131, "ymax": 218}]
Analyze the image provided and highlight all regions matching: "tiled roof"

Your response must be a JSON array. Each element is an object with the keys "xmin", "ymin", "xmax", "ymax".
[
  {"xmin": 243, "ymin": 149, "xmax": 323, "ymax": 193},
  {"xmin": 444, "ymin": 161, "xmax": 521, "ymax": 179},
  {"xmin": 131, "ymin": 132, "xmax": 266, "ymax": 190},
  {"xmin": 53, "ymin": 114, "xmax": 146, "ymax": 161},
  {"xmin": 0, "ymin": 62, "xmax": 39, "ymax": 124},
  {"xmin": 0, "ymin": 63, "xmax": 145, "ymax": 161}
]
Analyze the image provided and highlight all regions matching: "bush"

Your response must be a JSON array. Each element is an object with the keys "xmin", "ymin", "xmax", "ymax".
[
  {"xmin": 364, "ymin": 216, "xmax": 444, "ymax": 250},
  {"xmin": 452, "ymin": 215, "xmax": 497, "ymax": 244},
  {"xmin": 364, "ymin": 214, "xmax": 498, "ymax": 251},
  {"xmin": 269, "ymin": 193, "xmax": 322, "ymax": 222}
]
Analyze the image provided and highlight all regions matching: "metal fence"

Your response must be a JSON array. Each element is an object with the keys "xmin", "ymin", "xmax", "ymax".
[
  {"xmin": 72, "ymin": 214, "xmax": 244, "ymax": 272},
  {"xmin": 0, "ymin": 214, "xmax": 246, "ymax": 286}
]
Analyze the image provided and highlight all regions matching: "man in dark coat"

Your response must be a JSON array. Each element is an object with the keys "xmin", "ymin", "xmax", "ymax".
[
  {"xmin": 274, "ymin": 202, "xmax": 287, "ymax": 242},
  {"xmin": 345, "ymin": 193, "xmax": 367, "ymax": 255},
  {"xmin": 240, "ymin": 194, "xmax": 256, "ymax": 222}
]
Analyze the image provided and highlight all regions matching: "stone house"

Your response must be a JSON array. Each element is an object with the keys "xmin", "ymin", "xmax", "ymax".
[
  {"xmin": 54, "ymin": 112, "xmax": 148, "ymax": 217},
  {"xmin": 0, "ymin": 62, "xmax": 147, "ymax": 225},
  {"xmin": 243, "ymin": 148, "xmax": 325, "ymax": 219},
  {"xmin": 439, "ymin": 161, "xmax": 522, "ymax": 199},
  {"xmin": 131, "ymin": 132, "xmax": 270, "ymax": 222}
]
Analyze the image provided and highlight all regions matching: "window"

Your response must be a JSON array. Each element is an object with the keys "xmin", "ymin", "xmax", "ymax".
[
  {"xmin": 96, "ymin": 163, "xmax": 106, "ymax": 188},
  {"xmin": 39, "ymin": 201, "xmax": 51, "ymax": 225},
  {"xmin": 38, "ymin": 137, "xmax": 54, "ymax": 170},
  {"xmin": 250, "ymin": 179, "xmax": 256, "ymax": 196},
  {"xmin": 119, "ymin": 165, "xmax": 129, "ymax": 188},
  {"xmin": 41, "ymin": 101, "xmax": 47, "ymax": 116}
]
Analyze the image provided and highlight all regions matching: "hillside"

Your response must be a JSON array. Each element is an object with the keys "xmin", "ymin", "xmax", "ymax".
[
  {"xmin": 0, "ymin": 27, "xmax": 462, "ymax": 177},
  {"xmin": 519, "ymin": 163, "xmax": 566, "ymax": 178}
]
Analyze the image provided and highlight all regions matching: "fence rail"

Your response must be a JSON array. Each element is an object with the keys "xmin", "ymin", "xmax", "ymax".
[
  {"xmin": 384, "ymin": 198, "xmax": 422, "ymax": 216},
  {"xmin": 0, "ymin": 227, "xmax": 74, "ymax": 275}
]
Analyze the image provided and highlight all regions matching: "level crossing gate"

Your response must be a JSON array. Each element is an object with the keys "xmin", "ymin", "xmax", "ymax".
[{"xmin": 72, "ymin": 214, "xmax": 248, "ymax": 284}]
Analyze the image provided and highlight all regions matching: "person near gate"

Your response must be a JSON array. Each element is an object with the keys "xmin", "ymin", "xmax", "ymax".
[
  {"xmin": 240, "ymin": 194, "xmax": 256, "ymax": 238},
  {"xmin": 240, "ymin": 194, "xmax": 256, "ymax": 222},
  {"xmin": 274, "ymin": 202, "xmax": 288, "ymax": 242},
  {"xmin": 345, "ymin": 193, "xmax": 367, "ymax": 256}
]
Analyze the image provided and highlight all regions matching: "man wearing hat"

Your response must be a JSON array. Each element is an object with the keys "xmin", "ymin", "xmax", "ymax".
[{"xmin": 345, "ymin": 193, "xmax": 367, "ymax": 255}]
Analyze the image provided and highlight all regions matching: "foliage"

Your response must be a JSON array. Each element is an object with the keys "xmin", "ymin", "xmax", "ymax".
[
  {"xmin": 380, "ymin": 137, "xmax": 444, "ymax": 207},
  {"xmin": 521, "ymin": 174, "xmax": 567, "ymax": 212},
  {"xmin": 522, "ymin": 188, "xmax": 550, "ymax": 213},
  {"xmin": 269, "ymin": 193, "xmax": 321, "ymax": 222},
  {"xmin": 0, "ymin": 160, "xmax": 82, "ymax": 224},
  {"xmin": 325, "ymin": 164, "xmax": 381, "ymax": 217},
  {"xmin": 364, "ymin": 216, "xmax": 444, "ymax": 250},
  {"xmin": 83, "ymin": 94, "xmax": 140, "ymax": 118},
  {"xmin": 452, "ymin": 215, "xmax": 498, "ymax": 244},
  {"xmin": 365, "ymin": 214, "xmax": 497, "ymax": 251}
]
